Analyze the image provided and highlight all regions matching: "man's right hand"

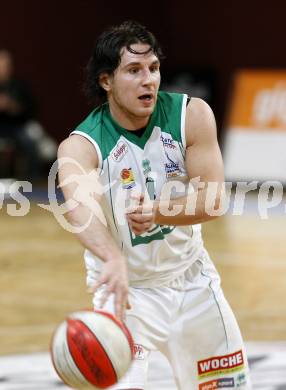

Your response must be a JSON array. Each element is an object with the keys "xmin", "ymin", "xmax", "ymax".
[{"xmin": 91, "ymin": 256, "xmax": 131, "ymax": 322}]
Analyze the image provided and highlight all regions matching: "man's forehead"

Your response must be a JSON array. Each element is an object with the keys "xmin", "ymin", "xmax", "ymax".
[{"xmin": 120, "ymin": 44, "xmax": 159, "ymax": 65}]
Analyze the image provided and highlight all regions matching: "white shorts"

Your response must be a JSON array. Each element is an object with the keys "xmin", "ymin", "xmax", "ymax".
[{"xmin": 91, "ymin": 250, "xmax": 252, "ymax": 390}]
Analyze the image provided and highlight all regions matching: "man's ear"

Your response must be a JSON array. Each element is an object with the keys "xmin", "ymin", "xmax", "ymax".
[{"xmin": 99, "ymin": 73, "xmax": 112, "ymax": 92}]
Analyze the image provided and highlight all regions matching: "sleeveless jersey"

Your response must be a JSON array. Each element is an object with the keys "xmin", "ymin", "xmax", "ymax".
[{"xmin": 71, "ymin": 91, "xmax": 204, "ymax": 287}]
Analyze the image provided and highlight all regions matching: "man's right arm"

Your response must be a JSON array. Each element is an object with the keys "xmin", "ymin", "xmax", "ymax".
[{"xmin": 58, "ymin": 135, "xmax": 129, "ymax": 321}]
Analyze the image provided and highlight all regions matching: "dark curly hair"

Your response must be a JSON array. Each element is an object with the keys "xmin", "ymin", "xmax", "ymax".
[{"xmin": 84, "ymin": 20, "xmax": 164, "ymax": 102}]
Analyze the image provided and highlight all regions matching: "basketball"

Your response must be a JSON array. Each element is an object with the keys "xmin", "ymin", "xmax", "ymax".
[{"xmin": 50, "ymin": 309, "xmax": 134, "ymax": 389}]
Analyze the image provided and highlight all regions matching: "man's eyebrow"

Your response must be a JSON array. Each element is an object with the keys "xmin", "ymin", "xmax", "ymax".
[{"xmin": 122, "ymin": 60, "xmax": 160, "ymax": 69}]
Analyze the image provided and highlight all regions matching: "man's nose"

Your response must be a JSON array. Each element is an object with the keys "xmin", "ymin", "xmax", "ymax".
[{"xmin": 141, "ymin": 69, "xmax": 152, "ymax": 85}]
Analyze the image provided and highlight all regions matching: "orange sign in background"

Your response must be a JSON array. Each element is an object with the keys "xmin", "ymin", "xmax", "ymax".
[{"xmin": 227, "ymin": 70, "xmax": 286, "ymax": 131}]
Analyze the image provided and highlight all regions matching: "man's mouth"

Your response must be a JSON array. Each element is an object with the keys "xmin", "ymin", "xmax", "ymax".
[{"xmin": 138, "ymin": 94, "xmax": 153, "ymax": 101}]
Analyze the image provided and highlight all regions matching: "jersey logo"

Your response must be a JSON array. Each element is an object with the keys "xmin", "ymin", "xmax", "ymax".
[
  {"xmin": 120, "ymin": 168, "xmax": 136, "ymax": 189},
  {"xmin": 160, "ymin": 135, "xmax": 176, "ymax": 149},
  {"xmin": 129, "ymin": 224, "xmax": 175, "ymax": 246},
  {"xmin": 111, "ymin": 140, "xmax": 128, "ymax": 162},
  {"xmin": 142, "ymin": 159, "xmax": 156, "ymax": 200},
  {"xmin": 142, "ymin": 159, "xmax": 152, "ymax": 176},
  {"xmin": 164, "ymin": 153, "xmax": 182, "ymax": 178}
]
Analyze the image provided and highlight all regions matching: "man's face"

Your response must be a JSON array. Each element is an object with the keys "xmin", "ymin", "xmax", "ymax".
[{"xmin": 103, "ymin": 43, "xmax": 161, "ymax": 126}]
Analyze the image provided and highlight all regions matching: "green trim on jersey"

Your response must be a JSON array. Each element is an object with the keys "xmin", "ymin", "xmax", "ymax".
[
  {"xmin": 156, "ymin": 91, "xmax": 184, "ymax": 143},
  {"xmin": 74, "ymin": 91, "xmax": 185, "ymax": 156},
  {"xmin": 128, "ymin": 225, "xmax": 176, "ymax": 246},
  {"xmin": 75, "ymin": 103, "xmax": 121, "ymax": 161},
  {"xmin": 107, "ymin": 158, "xmax": 119, "ymax": 233}
]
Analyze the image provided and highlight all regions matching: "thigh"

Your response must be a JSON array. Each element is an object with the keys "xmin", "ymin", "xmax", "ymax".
[
  {"xmin": 165, "ymin": 256, "xmax": 252, "ymax": 389},
  {"xmin": 92, "ymin": 285, "xmax": 173, "ymax": 389},
  {"xmin": 108, "ymin": 346, "xmax": 150, "ymax": 390},
  {"xmin": 93, "ymin": 285, "xmax": 172, "ymax": 349}
]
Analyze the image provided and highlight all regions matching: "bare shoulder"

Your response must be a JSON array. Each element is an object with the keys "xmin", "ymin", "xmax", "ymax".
[
  {"xmin": 185, "ymin": 97, "xmax": 217, "ymax": 147},
  {"xmin": 58, "ymin": 134, "xmax": 98, "ymax": 169}
]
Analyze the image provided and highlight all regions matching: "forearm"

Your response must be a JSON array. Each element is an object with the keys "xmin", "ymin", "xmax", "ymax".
[
  {"xmin": 67, "ymin": 204, "xmax": 123, "ymax": 262},
  {"xmin": 57, "ymin": 136, "xmax": 130, "ymax": 320},
  {"xmin": 154, "ymin": 184, "xmax": 225, "ymax": 226}
]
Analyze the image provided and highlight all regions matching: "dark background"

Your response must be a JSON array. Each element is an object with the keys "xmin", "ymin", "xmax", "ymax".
[{"xmin": 1, "ymin": 0, "xmax": 285, "ymax": 142}]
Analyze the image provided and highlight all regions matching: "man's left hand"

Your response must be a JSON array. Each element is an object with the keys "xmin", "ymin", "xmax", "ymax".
[{"xmin": 125, "ymin": 195, "xmax": 156, "ymax": 235}]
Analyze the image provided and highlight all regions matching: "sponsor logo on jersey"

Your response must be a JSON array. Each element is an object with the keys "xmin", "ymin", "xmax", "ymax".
[
  {"xmin": 164, "ymin": 153, "xmax": 181, "ymax": 178},
  {"xmin": 199, "ymin": 377, "xmax": 235, "ymax": 389},
  {"xmin": 111, "ymin": 140, "xmax": 128, "ymax": 162},
  {"xmin": 133, "ymin": 344, "xmax": 145, "ymax": 360},
  {"xmin": 120, "ymin": 168, "xmax": 136, "ymax": 189},
  {"xmin": 160, "ymin": 135, "xmax": 176, "ymax": 149},
  {"xmin": 198, "ymin": 350, "xmax": 244, "ymax": 379},
  {"xmin": 142, "ymin": 158, "xmax": 152, "ymax": 176},
  {"xmin": 145, "ymin": 176, "xmax": 156, "ymax": 200}
]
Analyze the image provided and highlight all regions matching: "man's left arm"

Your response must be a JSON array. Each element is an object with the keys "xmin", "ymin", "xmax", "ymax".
[{"xmin": 126, "ymin": 98, "xmax": 225, "ymax": 233}]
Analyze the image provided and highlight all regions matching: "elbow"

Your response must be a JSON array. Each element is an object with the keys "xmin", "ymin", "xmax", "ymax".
[
  {"xmin": 65, "ymin": 208, "xmax": 79, "ymax": 224},
  {"xmin": 64, "ymin": 208, "xmax": 85, "ymax": 231}
]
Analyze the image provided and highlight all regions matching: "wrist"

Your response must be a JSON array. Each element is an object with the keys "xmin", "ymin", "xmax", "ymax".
[{"xmin": 104, "ymin": 251, "xmax": 126, "ymax": 264}]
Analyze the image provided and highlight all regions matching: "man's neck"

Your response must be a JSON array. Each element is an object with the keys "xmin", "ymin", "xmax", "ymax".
[{"xmin": 108, "ymin": 101, "xmax": 150, "ymax": 131}]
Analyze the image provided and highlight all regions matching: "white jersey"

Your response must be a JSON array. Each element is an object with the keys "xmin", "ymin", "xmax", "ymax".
[{"xmin": 72, "ymin": 91, "xmax": 204, "ymax": 287}]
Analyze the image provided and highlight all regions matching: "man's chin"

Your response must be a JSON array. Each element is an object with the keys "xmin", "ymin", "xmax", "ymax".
[{"xmin": 136, "ymin": 105, "xmax": 155, "ymax": 117}]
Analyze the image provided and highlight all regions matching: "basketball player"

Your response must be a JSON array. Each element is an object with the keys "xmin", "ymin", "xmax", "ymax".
[{"xmin": 58, "ymin": 21, "xmax": 252, "ymax": 390}]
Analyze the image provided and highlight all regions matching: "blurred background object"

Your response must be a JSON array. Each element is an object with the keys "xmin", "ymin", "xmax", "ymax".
[
  {"xmin": 224, "ymin": 70, "xmax": 286, "ymax": 182},
  {"xmin": 0, "ymin": 49, "xmax": 57, "ymax": 182},
  {"xmin": 1, "ymin": 1, "xmax": 286, "ymax": 149}
]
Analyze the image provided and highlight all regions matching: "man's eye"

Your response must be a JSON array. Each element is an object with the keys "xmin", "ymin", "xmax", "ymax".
[
  {"xmin": 129, "ymin": 68, "xmax": 139, "ymax": 74},
  {"xmin": 150, "ymin": 66, "xmax": 159, "ymax": 73}
]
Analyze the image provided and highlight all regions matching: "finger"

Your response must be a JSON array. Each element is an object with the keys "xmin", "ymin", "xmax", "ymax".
[
  {"xmin": 129, "ymin": 217, "xmax": 152, "ymax": 229},
  {"xmin": 128, "ymin": 220, "xmax": 148, "ymax": 231},
  {"xmin": 141, "ymin": 202, "xmax": 154, "ymax": 214},
  {"xmin": 115, "ymin": 286, "xmax": 129, "ymax": 320},
  {"xmin": 130, "ymin": 193, "xmax": 144, "ymax": 203},
  {"xmin": 131, "ymin": 204, "xmax": 153, "ymax": 215},
  {"xmin": 114, "ymin": 292, "xmax": 124, "ymax": 321},
  {"xmin": 126, "ymin": 205, "xmax": 146, "ymax": 215},
  {"xmin": 126, "ymin": 195, "xmax": 145, "ymax": 213},
  {"xmin": 133, "ymin": 212, "xmax": 152, "ymax": 221},
  {"xmin": 125, "ymin": 205, "xmax": 138, "ymax": 214},
  {"xmin": 138, "ymin": 194, "xmax": 145, "ymax": 205},
  {"xmin": 127, "ymin": 213, "xmax": 152, "ymax": 223},
  {"xmin": 126, "ymin": 299, "xmax": 132, "ymax": 310},
  {"xmin": 131, "ymin": 227, "xmax": 142, "ymax": 236},
  {"xmin": 89, "ymin": 276, "xmax": 107, "ymax": 293},
  {"xmin": 125, "ymin": 194, "xmax": 142, "ymax": 213},
  {"xmin": 99, "ymin": 285, "xmax": 113, "ymax": 308}
]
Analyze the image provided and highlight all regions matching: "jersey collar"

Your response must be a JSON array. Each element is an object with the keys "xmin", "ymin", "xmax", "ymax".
[{"xmin": 105, "ymin": 104, "xmax": 158, "ymax": 149}]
